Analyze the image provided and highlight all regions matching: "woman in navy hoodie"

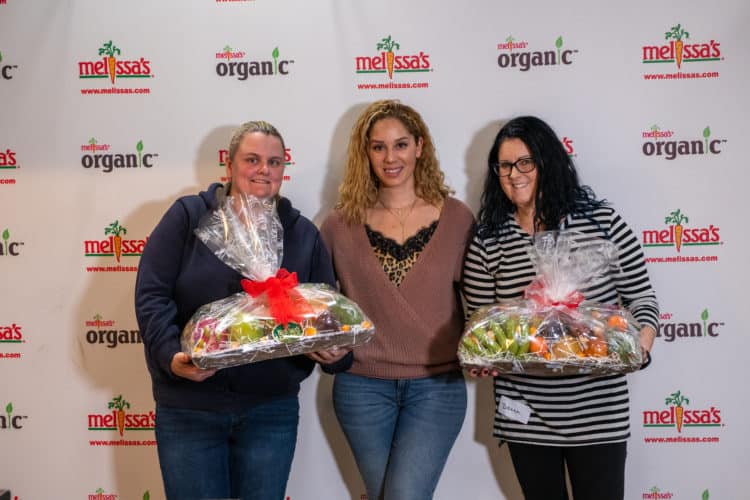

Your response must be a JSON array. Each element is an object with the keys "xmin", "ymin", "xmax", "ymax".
[{"xmin": 135, "ymin": 121, "xmax": 350, "ymax": 500}]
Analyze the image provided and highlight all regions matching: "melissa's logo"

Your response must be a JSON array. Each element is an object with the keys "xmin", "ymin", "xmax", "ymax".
[
  {"xmin": 642, "ymin": 209, "xmax": 721, "ymax": 253},
  {"xmin": 355, "ymin": 35, "xmax": 432, "ymax": 79},
  {"xmin": 87, "ymin": 395, "xmax": 155, "ymax": 436},
  {"xmin": 642, "ymin": 390, "xmax": 722, "ymax": 434},
  {"xmin": 642, "ymin": 24, "xmax": 722, "ymax": 69},
  {"xmin": 0, "ymin": 51, "xmax": 18, "ymax": 80},
  {"xmin": 88, "ymin": 488, "xmax": 118, "ymax": 500},
  {"xmin": 642, "ymin": 486, "xmax": 675, "ymax": 499},
  {"xmin": 84, "ymin": 221, "xmax": 147, "ymax": 262},
  {"xmin": 497, "ymin": 35, "xmax": 578, "ymax": 71},
  {"xmin": 218, "ymin": 147, "xmax": 294, "ymax": 182},
  {"xmin": 561, "ymin": 136, "xmax": 575, "ymax": 156},
  {"xmin": 215, "ymin": 45, "xmax": 294, "ymax": 80},
  {"xmin": 0, "ymin": 402, "xmax": 28, "ymax": 430},
  {"xmin": 0, "ymin": 229, "xmax": 24, "ymax": 256},
  {"xmin": 78, "ymin": 40, "xmax": 153, "ymax": 85},
  {"xmin": 0, "ymin": 322, "xmax": 24, "ymax": 344},
  {"xmin": 85, "ymin": 314, "xmax": 142, "ymax": 348},
  {"xmin": 0, "ymin": 148, "xmax": 19, "ymax": 169},
  {"xmin": 642, "ymin": 125, "xmax": 726, "ymax": 159},
  {"xmin": 81, "ymin": 137, "xmax": 158, "ymax": 172}
]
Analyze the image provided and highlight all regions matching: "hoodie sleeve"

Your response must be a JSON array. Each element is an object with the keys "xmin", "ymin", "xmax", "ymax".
[{"xmin": 134, "ymin": 200, "xmax": 191, "ymax": 379}]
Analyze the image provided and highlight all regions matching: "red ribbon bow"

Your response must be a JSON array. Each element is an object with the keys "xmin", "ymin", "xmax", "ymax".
[
  {"xmin": 524, "ymin": 279, "xmax": 584, "ymax": 310},
  {"xmin": 241, "ymin": 269, "xmax": 308, "ymax": 327}
]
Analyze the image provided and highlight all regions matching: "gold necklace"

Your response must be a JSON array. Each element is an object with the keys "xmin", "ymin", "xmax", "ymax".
[{"xmin": 378, "ymin": 198, "xmax": 418, "ymax": 242}]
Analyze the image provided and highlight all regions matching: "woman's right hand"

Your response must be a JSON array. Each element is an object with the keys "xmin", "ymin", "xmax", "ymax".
[
  {"xmin": 170, "ymin": 352, "xmax": 217, "ymax": 382},
  {"xmin": 467, "ymin": 367, "xmax": 498, "ymax": 378}
]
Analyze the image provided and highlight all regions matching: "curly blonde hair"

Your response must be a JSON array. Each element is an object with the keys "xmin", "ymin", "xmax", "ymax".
[{"xmin": 337, "ymin": 100, "xmax": 452, "ymax": 224}]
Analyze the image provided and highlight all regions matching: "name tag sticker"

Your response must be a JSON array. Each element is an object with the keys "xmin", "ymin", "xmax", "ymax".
[{"xmin": 498, "ymin": 395, "xmax": 531, "ymax": 424}]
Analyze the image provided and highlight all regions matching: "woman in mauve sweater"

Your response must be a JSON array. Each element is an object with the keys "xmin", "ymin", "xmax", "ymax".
[{"xmin": 318, "ymin": 100, "xmax": 474, "ymax": 500}]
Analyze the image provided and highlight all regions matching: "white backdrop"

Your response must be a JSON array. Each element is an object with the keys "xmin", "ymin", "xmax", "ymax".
[{"xmin": 1, "ymin": 1, "xmax": 748, "ymax": 499}]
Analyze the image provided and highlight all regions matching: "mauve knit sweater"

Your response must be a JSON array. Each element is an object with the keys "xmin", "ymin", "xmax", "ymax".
[{"xmin": 320, "ymin": 197, "xmax": 474, "ymax": 379}]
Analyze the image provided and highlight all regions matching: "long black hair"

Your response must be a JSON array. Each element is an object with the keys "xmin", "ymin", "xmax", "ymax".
[{"xmin": 477, "ymin": 116, "xmax": 605, "ymax": 237}]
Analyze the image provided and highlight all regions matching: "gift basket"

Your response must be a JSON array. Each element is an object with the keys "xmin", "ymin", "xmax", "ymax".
[
  {"xmin": 459, "ymin": 231, "xmax": 642, "ymax": 376},
  {"xmin": 182, "ymin": 194, "xmax": 374, "ymax": 370}
]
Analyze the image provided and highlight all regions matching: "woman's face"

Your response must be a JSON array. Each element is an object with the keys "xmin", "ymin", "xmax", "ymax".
[
  {"xmin": 226, "ymin": 132, "xmax": 285, "ymax": 199},
  {"xmin": 367, "ymin": 117, "xmax": 423, "ymax": 191},
  {"xmin": 497, "ymin": 137, "xmax": 539, "ymax": 212}
]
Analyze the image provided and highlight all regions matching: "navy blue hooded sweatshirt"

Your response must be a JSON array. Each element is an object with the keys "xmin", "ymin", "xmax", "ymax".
[{"xmin": 135, "ymin": 183, "xmax": 349, "ymax": 411}]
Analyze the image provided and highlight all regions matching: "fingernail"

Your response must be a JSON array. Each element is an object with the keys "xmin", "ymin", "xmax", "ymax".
[
  {"xmin": 481, "ymin": 368, "xmax": 489, "ymax": 376},
  {"xmin": 470, "ymin": 369, "xmax": 478, "ymax": 376}
]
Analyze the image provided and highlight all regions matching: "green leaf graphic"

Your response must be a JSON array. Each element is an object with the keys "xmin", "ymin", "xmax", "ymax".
[
  {"xmin": 272, "ymin": 47, "xmax": 279, "ymax": 59},
  {"xmin": 2, "ymin": 229, "xmax": 8, "ymax": 241},
  {"xmin": 701, "ymin": 308, "xmax": 709, "ymax": 321},
  {"xmin": 703, "ymin": 126, "xmax": 711, "ymax": 138},
  {"xmin": 702, "ymin": 489, "xmax": 709, "ymax": 500},
  {"xmin": 5, "ymin": 402, "xmax": 12, "ymax": 414},
  {"xmin": 143, "ymin": 491, "xmax": 151, "ymax": 500},
  {"xmin": 0, "ymin": 52, "xmax": 3, "ymax": 63},
  {"xmin": 136, "ymin": 140, "xmax": 144, "ymax": 153},
  {"xmin": 555, "ymin": 36, "xmax": 564, "ymax": 49}
]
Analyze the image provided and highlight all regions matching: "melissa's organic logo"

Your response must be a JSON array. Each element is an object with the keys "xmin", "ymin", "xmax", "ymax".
[
  {"xmin": 78, "ymin": 40, "xmax": 153, "ymax": 85},
  {"xmin": 0, "ymin": 51, "xmax": 18, "ymax": 80},
  {"xmin": 84, "ymin": 221, "xmax": 147, "ymax": 262},
  {"xmin": 87, "ymin": 395, "xmax": 155, "ymax": 436},
  {"xmin": 642, "ymin": 210, "xmax": 721, "ymax": 252},
  {"xmin": 81, "ymin": 137, "xmax": 158, "ymax": 172},
  {"xmin": 496, "ymin": 35, "xmax": 578, "ymax": 71},
  {"xmin": 643, "ymin": 390, "xmax": 722, "ymax": 433},
  {"xmin": 85, "ymin": 314, "xmax": 142, "ymax": 348},
  {"xmin": 642, "ymin": 124, "xmax": 726, "ymax": 159},
  {"xmin": 1, "ymin": 402, "xmax": 28, "ymax": 430},
  {"xmin": 642, "ymin": 24, "xmax": 722, "ymax": 69},
  {"xmin": 215, "ymin": 45, "xmax": 294, "ymax": 80},
  {"xmin": 0, "ymin": 229, "xmax": 24, "ymax": 256},
  {"xmin": 355, "ymin": 35, "xmax": 432, "ymax": 79},
  {"xmin": 657, "ymin": 309, "xmax": 723, "ymax": 342}
]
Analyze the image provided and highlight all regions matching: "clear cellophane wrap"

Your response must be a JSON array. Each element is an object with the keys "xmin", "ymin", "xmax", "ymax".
[
  {"xmin": 182, "ymin": 194, "xmax": 374, "ymax": 370},
  {"xmin": 459, "ymin": 231, "xmax": 642, "ymax": 376}
]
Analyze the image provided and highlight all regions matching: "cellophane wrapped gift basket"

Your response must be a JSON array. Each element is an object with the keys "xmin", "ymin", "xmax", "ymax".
[
  {"xmin": 182, "ymin": 194, "xmax": 374, "ymax": 370},
  {"xmin": 459, "ymin": 230, "xmax": 642, "ymax": 376}
]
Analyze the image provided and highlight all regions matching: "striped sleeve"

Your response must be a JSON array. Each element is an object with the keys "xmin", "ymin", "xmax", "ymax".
[{"xmin": 462, "ymin": 234, "xmax": 497, "ymax": 317}]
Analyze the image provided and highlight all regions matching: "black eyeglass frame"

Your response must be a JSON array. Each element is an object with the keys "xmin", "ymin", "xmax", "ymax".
[{"xmin": 491, "ymin": 156, "xmax": 537, "ymax": 177}]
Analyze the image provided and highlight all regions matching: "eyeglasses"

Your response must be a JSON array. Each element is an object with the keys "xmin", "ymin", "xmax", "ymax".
[{"xmin": 491, "ymin": 156, "xmax": 536, "ymax": 177}]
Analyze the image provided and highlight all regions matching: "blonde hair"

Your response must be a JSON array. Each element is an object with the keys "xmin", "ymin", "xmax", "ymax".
[
  {"xmin": 337, "ymin": 100, "xmax": 452, "ymax": 224},
  {"xmin": 228, "ymin": 120, "xmax": 286, "ymax": 162}
]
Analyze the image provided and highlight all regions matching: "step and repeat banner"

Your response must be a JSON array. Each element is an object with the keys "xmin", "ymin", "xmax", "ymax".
[{"xmin": 1, "ymin": 1, "xmax": 748, "ymax": 499}]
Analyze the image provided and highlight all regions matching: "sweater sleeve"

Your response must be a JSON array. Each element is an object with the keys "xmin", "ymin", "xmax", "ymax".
[
  {"xmin": 313, "ymin": 215, "xmax": 353, "ymax": 373},
  {"xmin": 134, "ymin": 200, "xmax": 190, "ymax": 379},
  {"xmin": 608, "ymin": 210, "xmax": 660, "ymax": 331}
]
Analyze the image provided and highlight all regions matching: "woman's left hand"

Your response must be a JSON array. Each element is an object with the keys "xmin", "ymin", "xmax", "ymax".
[
  {"xmin": 306, "ymin": 347, "xmax": 351, "ymax": 365},
  {"xmin": 639, "ymin": 325, "xmax": 656, "ymax": 360}
]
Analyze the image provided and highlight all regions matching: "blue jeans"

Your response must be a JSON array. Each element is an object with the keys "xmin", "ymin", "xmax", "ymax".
[
  {"xmin": 333, "ymin": 371, "xmax": 467, "ymax": 500},
  {"xmin": 155, "ymin": 396, "xmax": 299, "ymax": 500}
]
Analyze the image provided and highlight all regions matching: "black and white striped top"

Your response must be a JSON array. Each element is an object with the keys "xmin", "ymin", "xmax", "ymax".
[{"xmin": 462, "ymin": 206, "xmax": 659, "ymax": 446}]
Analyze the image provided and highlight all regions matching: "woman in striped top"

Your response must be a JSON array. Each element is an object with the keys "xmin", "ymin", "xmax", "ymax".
[{"xmin": 462, "ymin": 116, "xmax": 658, "ymax": 500}]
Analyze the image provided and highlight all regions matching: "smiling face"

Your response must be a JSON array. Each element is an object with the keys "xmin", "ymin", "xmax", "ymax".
[
  {"xmin": 498, "ymin": 137, "xmax": 539, "ymax": 212},
  {"xmin": 367, "ymin": 117, "xmax": 423, "ymax": 192},
  {"xmin": 226, "ymin": 131, "xmax": 285, "ymax": 199}
]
